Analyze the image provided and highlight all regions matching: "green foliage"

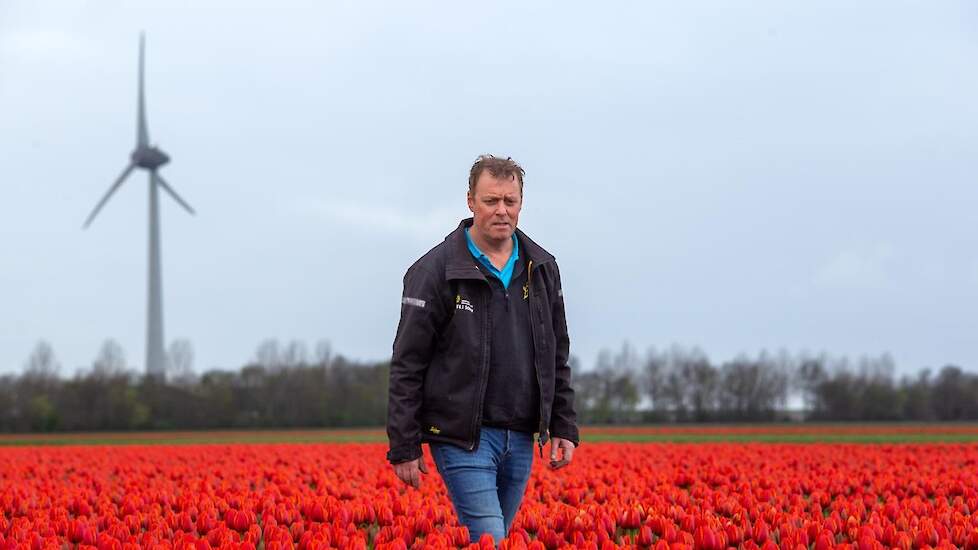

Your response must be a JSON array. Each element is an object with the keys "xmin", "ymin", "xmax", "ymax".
[{"xmin": 28, "ymin": 395, "xmax": 59, "ymax": 432}]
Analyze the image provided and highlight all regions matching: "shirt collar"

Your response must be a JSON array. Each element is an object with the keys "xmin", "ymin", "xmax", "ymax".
[{"xmin": 464, "ymin": 227, "xmax": 519, "ymax": 274}]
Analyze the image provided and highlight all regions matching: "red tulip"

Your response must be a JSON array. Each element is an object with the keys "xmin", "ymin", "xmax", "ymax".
[
  {"xmin": 67, "ymin": 519, "xmax": 96, "ymax": 545},
  {"xmin": 638, "ymin": 526, "xmax": 655, "ymax": 547},
  {"xmin": 224, "ymin": 509, "xmax": 254, "ymax": 532},
  {"xmin": 966, "ymin": 529, "xmax": 978, "ymax": 550},
  {"xmin": 725, "ymin": 522, "xmax": 743, "ymax": 546},
  {"xmin": 700, "ymin": 525, "xmax": 721, "ymax": 550},
  {"xmin": 752, "ymin": 519, "xmax": 769, "ymax": 544},
  {"xmin": 916, "ymin": 523, "xmax": 939, "ymax": 548}
]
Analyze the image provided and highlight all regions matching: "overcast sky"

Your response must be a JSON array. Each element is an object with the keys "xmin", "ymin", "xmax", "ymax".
[{"xmin": 1, "ymin": 1, "xmax": 976, "ymax": 377}]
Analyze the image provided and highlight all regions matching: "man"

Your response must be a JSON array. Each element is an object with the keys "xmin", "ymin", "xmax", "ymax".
[{"xmin": 386, "ymin": 155, "xmax": 579, "ymax": 545}]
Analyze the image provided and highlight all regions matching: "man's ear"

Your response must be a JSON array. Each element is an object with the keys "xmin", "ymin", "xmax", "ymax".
[{"xmin": 466, "ymin": 191, "xmax": 474, "ymax": 212}]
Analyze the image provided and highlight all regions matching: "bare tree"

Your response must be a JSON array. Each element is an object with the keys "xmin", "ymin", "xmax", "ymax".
[
  {"xmin": 717, "ymin": 351, "xmax": 789, "ymax": 421},
  {"xmin": 24, "ymin": 340, "xmax": 61, "ymax": 383},
  {"xmin": 795, "ymin": 352, "xmax": 827, "ymax": 414},
  {"xmin": 684, "ymin": 354, "xmax": 718, "ymax": 421},
  {"xmin": 901, "ymin": 369, "xmax": 934, "ymax": 421},
  {"xmin": 282, "ymin": 340, "xmax": 308, "ymax": 368},
  {"xmin": 167, "ymin": 339, "xmax": 196, "ymax": 385},
  {"xmin": 856, "ymin": 353, "xmax": 902, "ymax": 420},
  {"xmin": 254, "ymin": 339, "xmax": 282, "ymax": 369},
  {"xmin": 19, "ymin": 340, "xmax": 62, "ymax": 431},
  {"xmin": 643, "ymin": 347, "xmax": 667, "ymax": 414},
  {"xmin": 314, "ymin": 339, "xmax": 333, "ymax": 367},
  {"xmin": 92, "ymin": 339, "xmax": 128, "ymax": 377},
  {"xmin": 932, "ymin": 365, "xmax": 978, "ymax": 420},
  {"xmin": 655, "ymin": 345, "xmax": 714, "ymax": 421},
  {"xmin": 610, "ymin": 342, "xmax": 641, "ymax": 420},
  {"xmin": 579, "ymin": 343, "xmax": 641, "ymax": 423}
]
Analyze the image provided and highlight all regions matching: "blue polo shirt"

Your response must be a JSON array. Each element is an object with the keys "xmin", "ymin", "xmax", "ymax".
[{"xmin": 464, "ymin": 228, "xmax": 519, "ymax": 289}]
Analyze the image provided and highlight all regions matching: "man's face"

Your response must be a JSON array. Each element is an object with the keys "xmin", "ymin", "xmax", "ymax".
[{"xmin": 467, "ymin": 170, "xmax": 522, "ymax": 246}]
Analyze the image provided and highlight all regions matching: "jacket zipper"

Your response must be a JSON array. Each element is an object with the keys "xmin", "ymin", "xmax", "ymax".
[
  {"xmin": 468, "ymin": 269, "xmax": 493, "ymax": 450},
  {"xmin": 525, "ymin": 260, "xmax": 549, "ymax": 459}
]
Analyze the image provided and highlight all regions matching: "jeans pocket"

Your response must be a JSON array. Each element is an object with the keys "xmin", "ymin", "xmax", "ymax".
[
  {"xmin": 430, "ymin": 443, "xmax": 446, "ymax": 470},
  {"xmin": 431, "ymin": 442, "xmax": 464, "ymax": 470}
]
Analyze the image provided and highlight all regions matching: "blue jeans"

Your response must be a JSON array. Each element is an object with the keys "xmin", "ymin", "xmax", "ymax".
[{"xmin": 430, "ymin": 427, "xmax": 534, "ymax": 545}]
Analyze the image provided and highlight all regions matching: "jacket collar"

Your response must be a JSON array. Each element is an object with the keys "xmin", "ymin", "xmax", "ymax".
[{"xmin": 444, "ymin": 218, "xmax": 554, "ymax": 281}]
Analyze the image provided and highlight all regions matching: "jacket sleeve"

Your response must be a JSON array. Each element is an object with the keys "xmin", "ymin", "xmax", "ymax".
[
  {"xmin": 548, "ymin": 262, "xmax": 580, "ymax": 447},
  {"xmin": 386, "ymin": 264, "xmax": 445, "ymax": 464}
]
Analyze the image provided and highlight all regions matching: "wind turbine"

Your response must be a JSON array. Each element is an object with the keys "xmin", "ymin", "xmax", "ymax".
[{"xmin": 83, "ymin": 33, "xmax": 195, "ymax": 380}]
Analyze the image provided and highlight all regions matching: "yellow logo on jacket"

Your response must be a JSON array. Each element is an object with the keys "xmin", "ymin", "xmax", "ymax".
[{"xmin": 429, "ymin": 426, "xmax": 441, "ymax": 434}]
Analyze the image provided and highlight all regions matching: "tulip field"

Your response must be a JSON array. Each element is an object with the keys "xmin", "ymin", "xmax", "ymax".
[{"xmin": 1, "ymin": 427, "xmax": 977, "ymax": 550}]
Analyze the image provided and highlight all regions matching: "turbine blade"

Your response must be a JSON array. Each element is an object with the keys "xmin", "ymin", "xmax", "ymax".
[
  {"xmin": 154, "ymin": 173, "xmax": 196, "ymax": 215},
  {"xmin": 83, "ymin": 163, "xmax": 136, "ymax": 228},
  {"xmin": 137, "ymin": 33, "xmax": 149, "ymax": 147}
]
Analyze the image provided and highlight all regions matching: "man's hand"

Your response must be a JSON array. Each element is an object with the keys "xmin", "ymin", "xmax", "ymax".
[
  {"xmin": 548, "ymin": 437, "xmax": 575, "ymax": 470},
  {"xmin": 392, "ymin": 456, "xmax": 429, "ymax": 489}
]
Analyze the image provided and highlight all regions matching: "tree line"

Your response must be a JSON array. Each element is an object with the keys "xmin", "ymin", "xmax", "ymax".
[
  {"xmin": 2, "ymin": 339, "xmax": 387, "ymax": 432},
  {"xmin": 1, "ymin": 339, "xmax": 975, "ymax": 432},
  {"xmin": 575, "ymin": 343, "xmax": 977, "ymax": 423}
]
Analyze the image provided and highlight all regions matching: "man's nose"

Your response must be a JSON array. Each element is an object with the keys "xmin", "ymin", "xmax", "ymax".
[{"xmin": 495, "ymin": 203, "xmax": 508, "ymax": 216}]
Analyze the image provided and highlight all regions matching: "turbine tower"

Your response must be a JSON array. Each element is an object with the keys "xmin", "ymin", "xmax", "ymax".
[{"xmin": 83, "ymin": 33, "xmax": 195, "ymax": 380}]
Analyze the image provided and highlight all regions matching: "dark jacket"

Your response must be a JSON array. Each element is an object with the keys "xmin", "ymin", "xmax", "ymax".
[{"xmin": 386, "ymin": 218, "xmax": 579, "ymax": 464}]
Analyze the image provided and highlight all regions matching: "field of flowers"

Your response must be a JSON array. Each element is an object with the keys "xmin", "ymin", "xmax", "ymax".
[{"xmin": 2, "ymin": 436, "xmax": 978, "ymax": 550}]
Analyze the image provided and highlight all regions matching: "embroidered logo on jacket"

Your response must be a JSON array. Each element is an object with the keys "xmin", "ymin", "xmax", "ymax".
[{"xmin": 455, "ymin": 294, "xmax": 474, "ymax": 313}]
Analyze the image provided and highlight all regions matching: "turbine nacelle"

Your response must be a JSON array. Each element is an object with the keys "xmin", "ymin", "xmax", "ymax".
[{"xmin": 131, "ymin": 146, "xmax": 170, "ymax": 170}]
